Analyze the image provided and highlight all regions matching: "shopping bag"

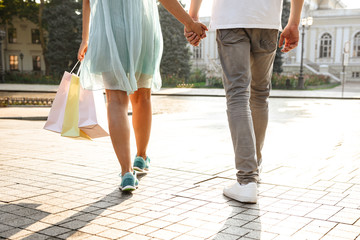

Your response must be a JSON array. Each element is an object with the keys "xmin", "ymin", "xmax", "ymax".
[
  {"xmin": 43, "ymin": 69, "xmax": 75, "ymax": 133},
  {"xmin": 78, "ymin": 88, "xmax": 109, "ymax": 138},
  {"xmin": 60, "ymin": 73, "xmax": 88, "ymax": 138}
]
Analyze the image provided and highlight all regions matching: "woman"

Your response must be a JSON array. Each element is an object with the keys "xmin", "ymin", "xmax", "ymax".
[{"xmin": 78, "ymin": 0, "xmax": 207, "ymax": 191}]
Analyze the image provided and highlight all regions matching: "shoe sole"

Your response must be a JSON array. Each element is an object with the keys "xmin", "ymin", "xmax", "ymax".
[
  {"xmin": 119, "ymin": 185, "xmax": 137, "ymax": 192},
  {"xmin": 133, "ymin": 167, "xmax": 149, "ymax": 174},
  {"xmin": 223, "ymin": 190, "xmax": 257, "ymax": 204}
]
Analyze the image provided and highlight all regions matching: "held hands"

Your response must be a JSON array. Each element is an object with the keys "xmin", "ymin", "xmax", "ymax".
[
  {"xmin": 184, "ymin": 20, "xmax": 208, "ymax": 46},
  {"xmin": 77, "ymin": 41, "xmax": 88, "ymax": 61},
  {"xmin": 279, "ymin": 24, "xmax": 299, "ymax": 52}
]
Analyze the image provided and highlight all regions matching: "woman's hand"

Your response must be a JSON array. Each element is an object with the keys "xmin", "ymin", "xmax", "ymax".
[
  {"xmin": 185, "ymin": 21, "xmax": 208, "ymax": 40},
  {"xmin": 78, "ymin": 41, "xmax": 88, "ymax": 61}
]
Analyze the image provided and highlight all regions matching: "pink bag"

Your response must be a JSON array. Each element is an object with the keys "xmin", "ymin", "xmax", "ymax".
[
  {"xmin": 78, "ymin": 85, "xmax": 109, "ymax": 138},
  {"xmin": 43, "ymin": 71, "xmax": 73, "ymax": 134}
]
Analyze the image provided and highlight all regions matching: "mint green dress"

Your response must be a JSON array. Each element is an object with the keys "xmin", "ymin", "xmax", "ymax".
[{"xmin": 80, "ymin": 0, "xmax": 163, "ymax": 94}]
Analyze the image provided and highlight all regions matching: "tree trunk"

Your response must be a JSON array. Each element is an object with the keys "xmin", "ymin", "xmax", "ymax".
[{"xmin": 38, "ymin": 0, "xmax": 50, "ymax": 75}]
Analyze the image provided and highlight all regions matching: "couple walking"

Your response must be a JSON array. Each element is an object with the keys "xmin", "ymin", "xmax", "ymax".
[{"xmin": 78, "ymin": 0, "xmax": 303, "ymax": 204}]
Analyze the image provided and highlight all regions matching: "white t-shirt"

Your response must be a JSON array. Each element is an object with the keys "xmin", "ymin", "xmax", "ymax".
[{"xmin": 210, "ymin": 0, "xmax": 284, "ymax": 30}]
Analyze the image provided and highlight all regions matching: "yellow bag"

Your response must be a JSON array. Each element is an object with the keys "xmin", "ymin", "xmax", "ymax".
[{"xmin": 61, "ymin": 74, "xmax": 90, "ymax": 139}]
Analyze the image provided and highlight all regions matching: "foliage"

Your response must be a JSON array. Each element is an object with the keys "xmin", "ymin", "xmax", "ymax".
[
  {"xmin": 271, "ymin": 74, "xmax": 296, "ymax": 89},
  {"xmin": 161, "ymin": 75, "xmax": 186, "ymax": 87},
  {"xmin": 271, "ymin": 73, "xmax": 331, "ymax": 89},
  {"xmin": 303, "ymin": 74, "xmax": 330, "ymax": 87},
  {"xmin": 207, "ymin": 76, "xmax": 223, "ymax": 88},
  {"xmin": 158, "ymin": 2, "xmax": 191, "ymax": 84},
  {"xmin": 161, "ymin": 69, "xmax": 223, "ymax": 88},
  {"xmin": 189, "ymin": 69, "xmax": 206, "ymax": 83},
  {"xmin": 273, "ymin": 0, "xmax": 291, "ymax": 74},
  {"xmin": 4, "ymin": 71, "xmax": 60, "ymax": 85},
  {"xmin": 0, "ymin": 0, "xmax": 39, "ymax": 25},
  {"xmin": 43, "ymin": 0, "xmax": 82, "ymax": 76}
]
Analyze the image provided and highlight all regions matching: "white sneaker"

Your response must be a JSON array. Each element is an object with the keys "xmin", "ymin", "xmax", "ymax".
[{"xmin": 223, "ymin": 182, "xmax": 258, "ymax": 203}]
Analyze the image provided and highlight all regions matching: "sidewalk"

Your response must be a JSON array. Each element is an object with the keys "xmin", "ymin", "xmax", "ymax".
[
  {"xmin": 1, "ymin": 97, "xmax": 360, "ymax": 240},
  {"xmin": 1, "ymin": 82, "xmax": 360, "ymax": 120},
  {"xmin": 1, "ymin": 82, "xmax": 360, "ymax": 99}
]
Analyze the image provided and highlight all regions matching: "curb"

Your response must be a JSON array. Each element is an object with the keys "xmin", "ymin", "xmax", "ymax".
[
  {"xmin": 153, "ymin": 93, "xmax": 360, "ymax": 100},
  {"xmin": 0, "ymin": 116, "xmax": 47, "ymax": 121},
  {"xmin": 0, "ymin": 112, "xmax": 133, "ymax": 121}
]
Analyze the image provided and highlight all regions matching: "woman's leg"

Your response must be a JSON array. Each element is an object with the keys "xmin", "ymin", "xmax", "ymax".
[
  {"xmin": 105, "ymin": 89, "xmax": 132, "ymax": 176},
  {"xmin": 130, "ymin": 88, "xmax": 152, "ymax": 160}
]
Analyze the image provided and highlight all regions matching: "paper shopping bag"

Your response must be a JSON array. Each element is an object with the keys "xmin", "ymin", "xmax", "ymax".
[
  {"xmin": 43, "ymin": 71, "xmax": 72, "ymax": 133},
  {"xmin": 60, "ymin": 74, "xmax": 90, "ymax": 139},
  {"xmin": 61, "ymin": 74, "xmax": 80, "ymax": 137},
  {"xmin": 78, "ymin": 89, "xmax": 109, "ymax": 139}
]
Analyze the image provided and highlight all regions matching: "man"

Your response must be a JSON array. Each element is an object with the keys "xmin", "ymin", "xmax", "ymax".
[{"xmin": 185, "ymin": 0, "xmax": 304, "ymax": 203}]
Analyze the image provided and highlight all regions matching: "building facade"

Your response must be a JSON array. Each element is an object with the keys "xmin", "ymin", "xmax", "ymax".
[
  {"xmin": 0, "ymin": 17, "xmax": 45, "ymax": 74},
  {"xmin": 190, "ymin": 0, "xmax": 360, "ymax": 82}
]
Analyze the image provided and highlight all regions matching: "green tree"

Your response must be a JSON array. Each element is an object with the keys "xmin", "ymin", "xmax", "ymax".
[
  {"xmin": 273, "ymin": 0, "xmax": 291, "ymax": 74},
  {"xmin": 158, "ymin": 2, "xmax": 191, "ymax": 83},
  {"xmin": 0, "ymin": 0, "xmax": 50, "ymax": 74},
  {"xmin": 43, "ymin": 0, "xmax": 82, "ymax": 76}
]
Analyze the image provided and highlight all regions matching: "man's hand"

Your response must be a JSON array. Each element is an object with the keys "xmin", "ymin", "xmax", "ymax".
[
  {"xmin": 184, "ymin": 21, "xmax": 207, "ymax": 46},
  {"xmin": 279, "ymin": 24, "xmax": 299, "ymax": 53}
]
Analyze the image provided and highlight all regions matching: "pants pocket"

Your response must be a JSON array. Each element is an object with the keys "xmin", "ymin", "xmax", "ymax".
[
  {"xmin": 217, "ymin": 28, "xmax": 248, "ymax": 45},
  {"xmin": 259, "ymin": 29, "xmax": 279, "ymax": 52}
]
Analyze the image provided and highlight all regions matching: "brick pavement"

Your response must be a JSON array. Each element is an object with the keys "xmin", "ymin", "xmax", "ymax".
[{"xmin": 0, "ymin": 97, "xmax": 360, "ymax": 240}]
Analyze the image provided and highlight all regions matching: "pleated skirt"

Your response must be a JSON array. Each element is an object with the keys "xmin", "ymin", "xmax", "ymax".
[{"xmin": 80, "ymin": 0, "xmax": 163, "ymax": 94}]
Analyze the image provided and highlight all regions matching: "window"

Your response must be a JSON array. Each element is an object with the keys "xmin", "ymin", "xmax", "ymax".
[
  {"xmin": 33, "ymin": 56, "xmax": 41, "ymax": 71},
  {"xmin": 9, "ymin": 55, "xmax": 19, "ymax": 71},
  {"xmin": 31, "ymin": 29, "xmax": 40, "ymax": 44},
  {"xmin": 8, "ymin": 28, "xmax": 17, "ymax": 43},
  {"xmin": 319, "ymin": 33, "xmax": 332, "ymax": 58},
  {"xmin": 352, "ymin": 72, "xmax": 360, "ymax": 78},
  {"xmin": 193, "ymin": 42, "xmax": 202, "ymax": 59},
  {"xmin": 354, "ymin": 32, "xmax": 360, "ymax": 58}
]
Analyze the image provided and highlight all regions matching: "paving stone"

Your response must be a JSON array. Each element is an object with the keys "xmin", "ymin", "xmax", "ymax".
[
  {"xmin": 329, "ymin": 207, "xmax": 360, "ymax": 224},
  {"xmin": 59, "ymin": 219, "xmax": 89, "ymax": 230},
  {"xmin": 211, "ymin": 232, "xmax": 240, "ymax": 240},
  {"xmin": 148, "ymin": 229, "xmax": 181, "ymax": 240},
  {"xmin": 173, "ymin": 235, "xmax": 204, "ymax": 240},
  {"xmin": 57, "ymin": 230, "xmax": 93, "ymax": 239},
  {"xmin": 305, "ymin": 205, "xmax": 343, "ymax": 220},
  {"xmin": 323, "ymin": 225, "xmax": 360, "ymax": 240},
  {"xmin": 109, "ymin": 221, "xmax": 139, "ymax": 231},
  {"xmin": 96, "ymin": 228, "xmax": 129, "ymax": 239},
  {"xmin": 119, "ymin": 233, "xmax": 150, "ymax": 240},
  {"xmin": 222, "ymin": 226, "xmax": 251, "ymax": 236},
  {"xmin": 37, "ymin": 225, "xmax": 71, "ymax": 237},
  {"xmin": 21, "ymin": 232, "xmax": 50, "ymax": 240},
  {"xmin": 144, "ymin": 219, "xmax": 173, "ymax": 229},
  {"xmin": 163, "ymin": 223, "xmax": 193, "ymax": 233},
  {"xmin": 129, "ymin": 224, "xmax": 158, "ymax": 235}
]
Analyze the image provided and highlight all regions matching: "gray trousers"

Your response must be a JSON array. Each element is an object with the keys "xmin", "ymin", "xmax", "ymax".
[{"xmin": 216, "ymin": 28, "xmax": 278, "ymax": 184}]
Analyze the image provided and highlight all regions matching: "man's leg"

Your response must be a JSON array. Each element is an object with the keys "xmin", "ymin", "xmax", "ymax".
[
  {"xmin": 216, "ymin": 29, "xmax": 258, "ymax": 185},
  {"xmin": 248, "ymin": 29, "xmax": 278, "ymax": 167}
]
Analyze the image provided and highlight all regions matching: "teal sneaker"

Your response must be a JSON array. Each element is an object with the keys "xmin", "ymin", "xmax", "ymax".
[
  {"xmin": 133, "ymin": 156, "xmax": 150, "ymax": 174},
  {"xmin": 119, "ymin": 171, "xmax": 139, "ymax": 192}
]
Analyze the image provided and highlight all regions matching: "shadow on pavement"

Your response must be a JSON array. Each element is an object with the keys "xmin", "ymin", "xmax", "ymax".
[
  {"xmin": 0, "ymin": 203, "xmax": 51, "ymax": 239},
  {"xmin": 213, "ymin": 201, "xmax": 261, "ymax": 240},
  {"xmin": 1, "ymin": 189, "xmax": 132, "ymax": 239}
]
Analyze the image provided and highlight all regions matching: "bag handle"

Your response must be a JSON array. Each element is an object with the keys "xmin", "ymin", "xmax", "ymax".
[{"xmin": 70, "ymin": 60, "xmax": 82, "ymax": 76}]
